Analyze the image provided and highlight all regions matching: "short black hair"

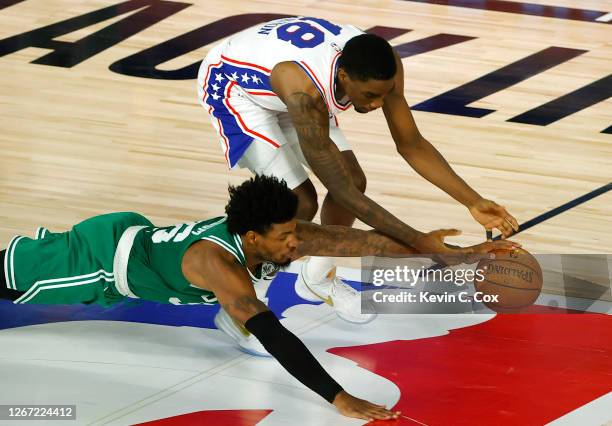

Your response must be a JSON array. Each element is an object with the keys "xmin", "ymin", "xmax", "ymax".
[
  {"xmin": 225, "ymin": 175, "xmax": 298, "ymax": 235},
  {"xmin": 338, "ymin": 34, "xmax": 396, "ymax": 81}
]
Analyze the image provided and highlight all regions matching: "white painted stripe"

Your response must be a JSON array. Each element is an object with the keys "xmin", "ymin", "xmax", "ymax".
[
  {"xmin": 547, "ymin": 391, "xmax": 612, "ymax": 425},
  {"xmin": 113, "ymin": 225, "xmax": 146, "ymax": 299},
  {"xmin": 291, "ymin": 260, "xmax": 612, "ymax": 314},
  {"xmin": 201, "ymin": 237, "xmax": 242, "ymax": 264},
  {"xmin": 3, "ymin": 236, "xmax": 18, "ymax": 289},
  {"xmin": 35, "ymin": 227, "xmax": 43, "ymax": 240},
  {"xmin": 41, "ymin": 228, "xmax": 48, "ymax": 239},
  {"xmin": 8, "ymin": 236, "xmax": 25, "ymax": 290},
  {"xmin": 17, "ymin": 275, "xmax": 114, "ymax": 304},
  {"xmin": 595, "ymin": 12, "xmax": 612, "ymax": 22},
  {"xmin": 534, "ymin": 292, "xmax": 612, "ymax": 315}
]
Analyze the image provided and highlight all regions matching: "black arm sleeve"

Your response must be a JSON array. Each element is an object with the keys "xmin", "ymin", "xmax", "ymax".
[{"xmin": 245, "ymin": 310, "xmax": 343, "ymax": 403}]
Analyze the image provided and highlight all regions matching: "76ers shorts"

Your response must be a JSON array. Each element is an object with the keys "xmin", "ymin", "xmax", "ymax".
[{"xmin": 197, "ymin": 43, "xmax": 351, "ymax": 189}]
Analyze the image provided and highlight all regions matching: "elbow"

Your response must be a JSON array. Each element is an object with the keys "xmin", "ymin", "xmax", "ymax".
[
  {"xmin": 395, "ymin": 140, "xmax": 415, "ymax": 159},
  {"xmin": 396, "ymin": 144, "xmax": 412, "ymax": 159},
  {"xmin": 327, "ymin": 184, "xmax": 361, "ymax": 206},
  {"xmin": 396, "ymin": 134, "xmax": 426, "ymax": 158},
  {"xmin": 323, "ymin": 172, "xmax": 367, "ymax": 203}
]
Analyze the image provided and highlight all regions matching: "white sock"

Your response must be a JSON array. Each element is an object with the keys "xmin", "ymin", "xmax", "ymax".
[{"xmin": 303, "ymin": 256, "xmax": 335, "ymax": 284}]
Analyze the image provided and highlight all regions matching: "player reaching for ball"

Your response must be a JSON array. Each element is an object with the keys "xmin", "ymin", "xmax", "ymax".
[
  {"xmin": 198, "ymin": 16, "xmax": 520, "ymax": 324},
  {"xmin": 0, "ymin": 175, "xmax": 518, "ymax": 421}
]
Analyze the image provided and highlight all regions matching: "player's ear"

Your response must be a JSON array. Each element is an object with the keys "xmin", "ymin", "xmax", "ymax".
[{"xmin": 244, "ymin": 230, "xmax": 259, "ymax": 245}]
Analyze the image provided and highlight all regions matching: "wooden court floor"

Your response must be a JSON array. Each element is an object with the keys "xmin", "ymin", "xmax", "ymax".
[
  {"xmin": 0, "ymin": 2, "xmax": 611, "ymax": 425},
  {"xmin": 0, "ymin": 1, "xmax": 610, "ymax": 257}
]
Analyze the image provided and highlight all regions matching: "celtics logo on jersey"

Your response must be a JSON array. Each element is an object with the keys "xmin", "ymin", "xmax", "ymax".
[{"xmin": 260, "ymin": 261, "xmax": 281, "ymax": 281}]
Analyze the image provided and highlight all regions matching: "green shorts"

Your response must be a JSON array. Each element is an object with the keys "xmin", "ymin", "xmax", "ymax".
[{"xmin": 4, "ymin": 212, "xmax": 153, "ymax": 306}]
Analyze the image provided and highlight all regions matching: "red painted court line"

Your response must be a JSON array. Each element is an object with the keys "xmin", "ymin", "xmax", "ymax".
[{"xmin": 135, "ymin": 409, "xmax": 273, "ymax": 426}]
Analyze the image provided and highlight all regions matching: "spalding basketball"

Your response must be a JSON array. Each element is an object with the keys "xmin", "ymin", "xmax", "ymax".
[{"xmin": 474, "ymin": 248, "xmax": 543, "ymax": 312}]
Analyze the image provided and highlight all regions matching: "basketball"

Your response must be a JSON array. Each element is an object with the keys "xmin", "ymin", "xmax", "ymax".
[{"xmin": 474, "ymin": 248, "xmax": 543, "ymax": 312}]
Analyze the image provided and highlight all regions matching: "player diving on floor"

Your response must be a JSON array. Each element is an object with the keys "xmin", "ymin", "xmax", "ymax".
[{"xmin": 0, "ymin": 175, "xmax": 518, "ymax": 421}]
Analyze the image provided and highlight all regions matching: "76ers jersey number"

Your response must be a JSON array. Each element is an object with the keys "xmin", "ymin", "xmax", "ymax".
[{"xmin": 275, "ymin": 17, "xmax": 342, "ymax": 48}]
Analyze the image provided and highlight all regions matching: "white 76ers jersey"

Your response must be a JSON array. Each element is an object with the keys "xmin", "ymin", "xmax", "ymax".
[
  {"xmin": 211, "ymin": 17, "xmax": 362, "ymax": 115},
  {"xmin": 198, "ymin": 17, "xmax": 362, "ymax": 167}
]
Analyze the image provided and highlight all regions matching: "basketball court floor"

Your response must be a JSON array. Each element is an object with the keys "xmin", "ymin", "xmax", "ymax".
[{"xmin": 0, "ymin": 0, "xmax": 610, "ymax": 425}]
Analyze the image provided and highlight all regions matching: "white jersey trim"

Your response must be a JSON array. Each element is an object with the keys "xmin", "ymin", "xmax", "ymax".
[{"xmin": 113, "ymin": 225, "xmax": 147, "ymax": 299}]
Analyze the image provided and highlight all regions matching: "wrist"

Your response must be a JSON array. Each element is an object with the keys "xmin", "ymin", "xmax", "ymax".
[
  {"xmin": 411, "ymin": 230, "xmax": 425, "ymax": 243},
  {"xmin": 332, "ymin": 390, "xmax": 346, "ymax": 406},
  {"xmin": 465, "ymin": 194, "xmax": 484, "ymax": 210}
]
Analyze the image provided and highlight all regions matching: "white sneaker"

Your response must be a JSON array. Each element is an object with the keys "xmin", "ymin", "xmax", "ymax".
[
  {"xmin": 294, "ymin": 263, "xmax": 377, "ymax": 324},
  {"xmin": 213, "ymin": 308, "xmax": 271, "ymax": 357}
]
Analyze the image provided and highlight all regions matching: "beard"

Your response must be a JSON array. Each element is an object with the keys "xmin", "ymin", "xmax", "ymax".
[{"xmin": 276, "ymin": 258, "xmax": 292, "ymax": 268}]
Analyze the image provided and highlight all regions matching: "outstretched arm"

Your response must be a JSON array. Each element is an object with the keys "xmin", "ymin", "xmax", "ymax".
[
  {"xmin": 270, "ymin": 62, "xmax": 423, "ymax": 248},
  {"xmin": 294, "ymin": 221, "xmax": 520, "ymax": 264},
  {"xmin": 383, "ymin": 51, "xmax": 519, "ymax": 237},
  {"xmin": 182, "ymin": 241, "xmax": 399, "ymax": 421},
  {"xmin": 383, "ymin": 51, "xmax": 482, "ymax": 207},
  {"xmin": 295, "ymin": 220, "xmax": 416, "ymax": 258}
]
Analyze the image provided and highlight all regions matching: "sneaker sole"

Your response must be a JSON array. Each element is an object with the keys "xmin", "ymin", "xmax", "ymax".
[
  {"xmin": 336, "ymin": 310, "xmax": 378, "ymax": 324},
  {"xmin": 214, "ymin": 311, "xmax": 271, "ymax": 357}
]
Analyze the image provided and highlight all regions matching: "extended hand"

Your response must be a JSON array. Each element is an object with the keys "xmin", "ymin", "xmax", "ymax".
[
  {"xmin": 332, "ymin": 390, "xmax": 400, "ymax": 421},
  {"xmin": 460, "ymin": 239, "xmax": 522, "ymax": 264},
  {"xmin": 468, "ymin": 198, "xmax": 519, "ymax": 238},
  {"xmin": 414, "ymin": 229, "xmax": 520, "ymax": 266}
]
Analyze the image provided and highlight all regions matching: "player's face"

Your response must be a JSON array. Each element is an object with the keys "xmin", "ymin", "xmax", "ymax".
[
  {"xmin": 256, "ymin": 220, "xmax": 299, "ymax": 266},
  {"xmin": 339, "ymin": 72, "xmax": 395, "ymax": 114}
]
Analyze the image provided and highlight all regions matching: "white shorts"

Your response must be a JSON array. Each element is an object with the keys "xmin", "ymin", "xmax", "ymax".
[{"xmin": 198, "ymin": 44, "xmax": 351, "ymax": 189}]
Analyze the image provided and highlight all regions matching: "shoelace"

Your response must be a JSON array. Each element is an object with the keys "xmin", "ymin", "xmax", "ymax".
[{"xmin": 331, "ymin": 276, "xmax": 359, "ymax": 298}]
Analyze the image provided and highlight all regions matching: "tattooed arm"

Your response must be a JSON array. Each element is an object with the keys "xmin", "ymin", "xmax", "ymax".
[
  {"xmin": 294, "ymin": 220, "xmax": 417, "ymax": 258},
  {"xmin": 270, "ymin": 62, "xmax": 424, "ymax": 248},
  {"xmin": 293, "ymin": 221, "xmax": 520, "ymax": 265},
  {"xmin": 182, "ymin": 240, "xmax": 267, "ymax": 323}
]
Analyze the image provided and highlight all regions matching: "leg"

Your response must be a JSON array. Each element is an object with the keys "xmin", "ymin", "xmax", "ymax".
[
  {"xmin": 0, "ymin": 249, "xmax": 25, "ymax": 301},
  {"xmin": 237, "ymin": 130, "xmax": 319, "ymax": 221},
  {"xmin": 280, "ymin": 114, "xmax": 366, "ymax": 226},
  {"xmin": 280, "ymin": 117, "xmax": 376, "ymax": 323},
  {"xmin": 292, "ymin": 179, "xmax": 319, "ymax": 221},
  {"xmin": 320, "ymin": 150, "xmax": 367, "ymax": 226}
]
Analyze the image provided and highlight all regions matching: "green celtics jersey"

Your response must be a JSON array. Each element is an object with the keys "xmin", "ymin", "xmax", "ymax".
[
  {"xmin": 7, "ymin": 212, "xmax": 154, "ymax": 306},
  {"xmin": 115, "ymin": 216, "xmax": 280, "ymax": 305},
  {"xmin": 6, "ymin": 212, "xmax": 279, "ymax": 306}
]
